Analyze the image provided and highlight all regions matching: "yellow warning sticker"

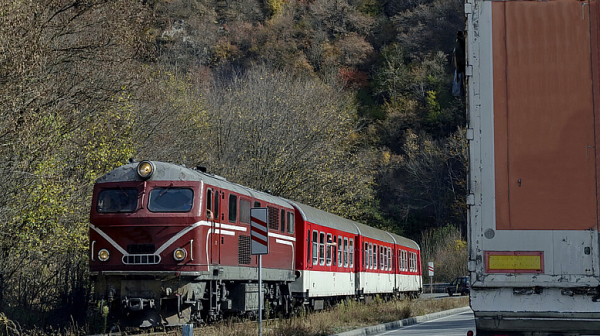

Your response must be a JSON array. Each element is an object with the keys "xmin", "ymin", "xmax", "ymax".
[{"xmin": 485, "ymin": 252, "xmax": 543, "ymax": 273}]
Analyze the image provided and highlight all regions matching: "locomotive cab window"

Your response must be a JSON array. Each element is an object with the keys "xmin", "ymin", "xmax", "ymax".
[
  {"xmin": 214, "ymin": 191, "xmax": 220, "ymax": 218},
  {"xmin": 287, "ymin": 212, "xmax": 294, "ymax": 234},
  {"xmin": 97, "ymin": 188, "xmax": 138, "ymax": 213},
  {"xmin": 280, "ymin": 209, "xmax": 285, "ymax": 233},
  {"xmin": 206, "ymin": 190, "xmax": 213, "ymax": 218},
  {"xmin": 148, "ymin": 188, "xmax": 193, "ymax": 213},
  {"xmin": 229, "ymin": 194, "xmax": 237, "ymax": 222},
  {"xmin": 240, "ymin": 199, "xmax": 251, "ymax": 223}
]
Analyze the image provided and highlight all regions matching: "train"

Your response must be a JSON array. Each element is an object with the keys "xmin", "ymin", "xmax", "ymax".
[{"xmin": 89, "ymin": 160, "xmax": 422, "ymax": 327}]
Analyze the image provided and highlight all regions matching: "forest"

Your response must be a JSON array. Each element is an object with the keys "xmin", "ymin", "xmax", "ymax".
[{"xmin": 0, "ymin": 0, "xmax": 466, "ymax": 331}]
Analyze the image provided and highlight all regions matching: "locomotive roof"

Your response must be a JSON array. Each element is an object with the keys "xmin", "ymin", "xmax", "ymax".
[
  {"xmin": 95, "ymin": 161, "xmax": 292, "ymax": 209},
  {"xmin": 289, "ymin": 201, "xmax": 419, "ymax": 249}
]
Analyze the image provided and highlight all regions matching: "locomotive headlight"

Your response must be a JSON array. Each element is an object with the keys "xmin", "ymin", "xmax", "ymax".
[
  {"xmin": 98, "ymin": 249, "xmax": 110, "ymax": 262},
  {"xmin": 137, "ymin": 160, "xmax": 155, "ymax": 180},
  {"xmin": 173, "ymin": 248, "xmax": 186, "ymax": 261}
]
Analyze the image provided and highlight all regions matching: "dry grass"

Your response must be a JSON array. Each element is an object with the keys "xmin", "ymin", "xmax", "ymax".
[
  {"xmin": 0, "ymin": 296, "xmax": 468, "ymax": 336},
  {"xmin": 189, "ymin": 296, "xmax": 469, "ymax": 336}
]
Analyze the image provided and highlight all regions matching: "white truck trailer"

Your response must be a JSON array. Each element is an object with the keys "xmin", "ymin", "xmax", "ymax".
[{"xmin": 467, "ymin": 0, "xmax": 600, "ymax": 335}]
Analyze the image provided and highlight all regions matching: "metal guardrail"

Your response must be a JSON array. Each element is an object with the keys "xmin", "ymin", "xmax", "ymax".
[{"xmin": 423, "ymin": 283, "xmax": 449, "ymax": 293}]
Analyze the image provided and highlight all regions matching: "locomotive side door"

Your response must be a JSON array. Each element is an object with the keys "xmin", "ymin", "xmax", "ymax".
[{"xmin": 211, "ymin": 189, "xmax": 221, "ymax": 265}]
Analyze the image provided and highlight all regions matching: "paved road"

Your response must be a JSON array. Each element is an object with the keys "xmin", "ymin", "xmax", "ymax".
[
  {"xmin": 369, "ymin": 310, "xmax": 475, "ymax": 336},
  {"xmin": 421, "ymin": 292, "xmax": 469, "ymax": 300}
]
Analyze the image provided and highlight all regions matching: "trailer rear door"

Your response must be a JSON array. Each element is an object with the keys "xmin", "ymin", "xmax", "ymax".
[{"xmin": 493, "ymin": 1, "xmax": 598, "ymax": 231}]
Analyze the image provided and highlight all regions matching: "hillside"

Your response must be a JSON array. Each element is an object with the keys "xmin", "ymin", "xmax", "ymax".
[{"xmin": 0, "ymin": 0, "xmax": 466, "ymax": 330}]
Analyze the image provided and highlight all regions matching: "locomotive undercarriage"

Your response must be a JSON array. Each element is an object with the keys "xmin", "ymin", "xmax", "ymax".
[{"xmin": 91, "ymin": 266, "xmax": 296, "ymax": 327}]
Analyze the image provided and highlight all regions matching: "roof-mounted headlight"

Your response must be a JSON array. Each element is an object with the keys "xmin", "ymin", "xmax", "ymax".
[{"xmin": 137, "ymin": 160, "xmax": 155, "ymax": 180}]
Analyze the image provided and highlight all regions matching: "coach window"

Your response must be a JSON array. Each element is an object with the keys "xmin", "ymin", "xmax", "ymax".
[
  {"xmin": 375, "ymin": 245, "xmax": 379, "ymax": 270},
  {"xmin": 343, "ymin": 238, "xmax": 348, "ymax": 267},
  {"xmin": 388, "ymin": 249, "xmax": 392, "ymax": 271},
  {"xmin": 400, "ymin": 250, "xmax": 404, "ymax": 271},
  {"xmin": 369, "ymin": 243, "xmax": 373, "ymax": 269},
  {"xmin": 349, "ymin": 239, "xmax": 354, "ymax": 268},
  {"xmin": 400, "ymin": 251, "xmax": 404, "ymax": 271},
  {"xmin": 383, "ymin": 247, "xmax": 387, "ymax": 270},
  {"xmin": 326, "ymin": 233, "xmax": 332, "ymax": 266},
  {"xmin": 312, "ymin": 231, "xmax": 318, "ymax": 265},
  {"xmin": 401, "ymin": 251, "xmax": 405, "ymax": 271},
  {"xmin": 319, "ymin": 232, "xmax": 325, "ymax": 266},
  {"xmin": 338, "ymin": 237, "xmax": 342, "ymax": 266},
  {"xmin": 364, "ymin": 243, "xmax": 368, "ymax": 268},
  {"xmin": 287, "ymin": 212, "xmax": 294, "ymax": 234},
  {"xmin": 333, "ymin": 235, "xmax": 337, "ymax": 266},
  {"xmin": 380, "ymin": 247, "xmax": 384, "ymax": 270},
  {"xmin": 400, "ymin": 251, "xmax": 406, "ymax": 272},
  {"xmin": 228, "ymin": 194, "xmax": 237, "ymax": 222},
  {"xmin": 280, "ymin": 209, "xmax": 285, "ymax": 233}
]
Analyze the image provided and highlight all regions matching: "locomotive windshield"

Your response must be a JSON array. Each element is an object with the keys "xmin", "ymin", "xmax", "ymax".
[
  {"xmin": 97, "ymin": 188, "xmax": 138, "ymax": 213},
  {"xmin": 148, "ymin": 188, "xmax": 193, "ymax": 212}
]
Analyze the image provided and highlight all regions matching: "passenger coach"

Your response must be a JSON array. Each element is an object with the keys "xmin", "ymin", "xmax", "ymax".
[{"xmin": 291, "ymin": 203, "xmax": 422, "ymax": 310}]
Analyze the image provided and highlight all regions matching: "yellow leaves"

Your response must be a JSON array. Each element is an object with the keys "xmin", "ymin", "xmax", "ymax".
[
  {"xmin": 381, "ymin": 150, "xmax": 391, "ymax": 165},
  {"xmin": 453, "ymin": 239, "xmax": 467, "ymax": 252},
  {"xmin": 265, "ymin": 0, "xmax": 284, "ymax": 17}
]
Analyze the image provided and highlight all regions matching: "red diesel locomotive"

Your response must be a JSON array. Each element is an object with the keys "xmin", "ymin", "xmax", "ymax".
[{"xmin": 89, "ymin": 160, "xmax": 422, "ymax": 326}]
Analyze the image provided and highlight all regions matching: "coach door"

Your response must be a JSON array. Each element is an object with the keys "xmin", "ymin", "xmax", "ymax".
[
  {"xmin": 210, "ymin": 189, "xmax": 221, "ymax": 265},
  {"xmin": 354, "ymin": 237, "xmax": 361, "ymax": 296},
  {"xmin": 306, "ymin": 224, "xmax": 313, "ymax": 271}
]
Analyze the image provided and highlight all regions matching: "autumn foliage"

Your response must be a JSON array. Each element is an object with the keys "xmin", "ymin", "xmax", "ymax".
[{"xmin": 0, "ymin": 0, "xmax": 466, "ymax": 332}]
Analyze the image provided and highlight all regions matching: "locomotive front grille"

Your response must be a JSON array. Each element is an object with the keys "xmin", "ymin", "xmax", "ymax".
[
  {"xmin": 127, "ymin": 244, "xmax": 155, "ymax": 254},
  {"xmin": 122, "ymin": 254, "xmax": 161, "ymax": 265}
]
